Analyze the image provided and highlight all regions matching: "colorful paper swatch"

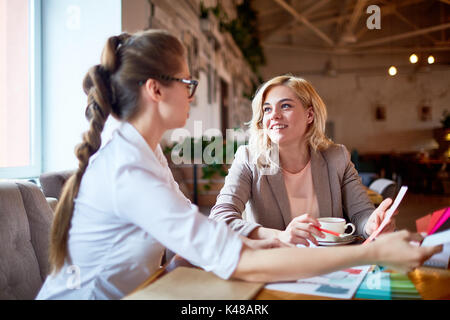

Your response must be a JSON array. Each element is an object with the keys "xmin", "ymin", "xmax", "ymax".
[
  {"xmin": 390, "ymin": 273, "xmax": 422, "ymax": 300},
  {"xmin": 428, "ymin": 208, "xmax": 450, "ymax": 235},
  {"xmin": 415, "ymin": 207, "xmax": 450, "ymax": 236},
  {"xmin": 355, "ymin": 267, "xmax": 421, "ymax": 300},
  {"xmin": 416, "ymin": 214, "xmax": 432, "ymax": 234},
  {"xmin": 427, "ymin": 208, "xmax": 447, "ymax": 234},
  {"xmin": 355, "ymin": 270, "xmax": 391, "ymax": 300}
]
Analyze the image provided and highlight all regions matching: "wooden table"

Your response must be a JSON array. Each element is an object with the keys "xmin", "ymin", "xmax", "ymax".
[{"xmin": 133, "ymin": 255, "xmax": 450, "ymax": 300}]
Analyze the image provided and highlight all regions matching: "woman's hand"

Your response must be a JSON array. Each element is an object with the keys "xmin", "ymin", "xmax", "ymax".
[
  {"xmin": 277, "ymin": 214, "xmax": 325, "ymax": 246},
  {"xmin": 368, "ymin": 230, "xmax": 443, "ymax": 273},
  {"xmin": 365, "ymin": 198, "xmax": 397, "ymax": 236},
  {"xmin": 240, "ymin": 236, "xmax": 291, "ymax": 249}
]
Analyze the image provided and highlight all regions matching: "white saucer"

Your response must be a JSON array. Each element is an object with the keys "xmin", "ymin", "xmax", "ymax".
[{"xmin": 317, "ymin": 235, "xmax": 357, "ymax": 246}]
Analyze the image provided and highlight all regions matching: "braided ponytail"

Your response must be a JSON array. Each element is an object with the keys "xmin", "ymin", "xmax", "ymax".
[
  {"xmin": 49, "ymin": 35, "xmax": 126, "ymax": 273},
  {"xmin": 49, "ymin": 30, "xmax": 186, "ymax": 273}
]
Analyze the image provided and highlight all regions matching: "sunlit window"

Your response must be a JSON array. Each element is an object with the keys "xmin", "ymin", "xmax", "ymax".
[{"xmin": 0, "ymin": 0, "xmax": 41, "ymax": 178}]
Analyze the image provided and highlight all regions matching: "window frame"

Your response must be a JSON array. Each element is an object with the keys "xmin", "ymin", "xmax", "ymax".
[{"xmin": 0, "ymin": 0, "xmax": 42, "ymax": 179}]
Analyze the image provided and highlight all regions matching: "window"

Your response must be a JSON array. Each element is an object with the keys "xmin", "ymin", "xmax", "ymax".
[{"xmin": 0, "ymin": 0, "xmax": 41, "ymax": 179}]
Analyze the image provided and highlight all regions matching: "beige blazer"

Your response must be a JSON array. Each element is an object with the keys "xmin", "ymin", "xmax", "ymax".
[{"xmin": 209, "ymin": 144, "xmax": 375, "ymax": 238}]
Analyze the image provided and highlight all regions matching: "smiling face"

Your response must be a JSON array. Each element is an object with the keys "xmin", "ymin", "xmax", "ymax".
[{"xmin": 262, "ymin": 85, "xmax": 314, "ymax": 148}]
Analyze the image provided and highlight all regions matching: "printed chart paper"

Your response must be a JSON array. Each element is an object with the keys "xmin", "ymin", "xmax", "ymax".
[{"xmin": 265, "ymin": 265, "xmax": 371, "ymax": 299}]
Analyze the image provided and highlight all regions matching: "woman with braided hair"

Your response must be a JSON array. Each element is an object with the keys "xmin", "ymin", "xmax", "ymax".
[{"xmin": 36, "ymin": 30, "xmax": 441, "ymax": 300}]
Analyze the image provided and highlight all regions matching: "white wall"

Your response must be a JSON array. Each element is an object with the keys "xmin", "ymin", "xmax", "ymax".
[
  {"xmin": 42, "ymin": 0, "xmax": 122, "ymax": 172},
  {"xmin": 307, "ymin": 70, "xmax": 449, "ymax": 153}
]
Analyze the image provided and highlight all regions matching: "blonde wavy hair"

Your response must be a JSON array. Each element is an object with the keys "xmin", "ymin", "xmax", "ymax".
[{"xmin": 248, "ymin": 74, "xmax": 333, "ymax": 172}]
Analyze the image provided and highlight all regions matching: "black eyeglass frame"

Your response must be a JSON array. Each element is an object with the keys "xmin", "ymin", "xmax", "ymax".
[{"xmin": 139, "ymin": 75, "xmax": 199, "ymax": 98}]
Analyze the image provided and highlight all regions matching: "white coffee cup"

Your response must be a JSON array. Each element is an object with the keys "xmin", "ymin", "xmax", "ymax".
[{"xmin": 315, "ymin": 217, "xmax": 356, "ymax": 242}]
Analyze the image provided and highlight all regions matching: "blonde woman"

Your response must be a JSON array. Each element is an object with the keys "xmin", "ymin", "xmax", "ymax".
[
  {"xmin": 210, "ymin": 75, "xmax": 398, "ymax": 246},
  {"xmin": 36, "ymin": 33, "xmax": 440, "ymax": 300}
]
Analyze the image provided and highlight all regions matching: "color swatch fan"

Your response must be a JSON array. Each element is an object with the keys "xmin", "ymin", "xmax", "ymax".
[{"xmin": 416, "ymin": 207, "xmax": 450, "ymax": 235}]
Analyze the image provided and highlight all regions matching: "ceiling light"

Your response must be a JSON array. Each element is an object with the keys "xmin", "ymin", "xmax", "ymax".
[
  {"xmin": 388, "ymin": 66, "xmax": 397, "ymax": 76},
  {"xmin": 409, "ymin": 53, "xmax": 418, "ymax": 64},
  {"xmin": 428, "ymin": 55, "xmax": 435, "ymax": 64}
]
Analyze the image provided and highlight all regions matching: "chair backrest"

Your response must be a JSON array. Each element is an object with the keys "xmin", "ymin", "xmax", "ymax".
[
  {"xmin": 369, "ymin": 178, "xmax": 397, "ymax": 200},
  {"xmin": 39, "ymin": 170, "xmax": 74, "ymax": 200},
  {"xmin": 0, "ymin": 181, "xmax": 53, "ymax": 299}
]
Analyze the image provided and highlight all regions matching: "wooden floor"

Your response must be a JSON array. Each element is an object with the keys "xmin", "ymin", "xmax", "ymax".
[{"xmin": 200, "ymin": 192, "xmax": 450, "ymax": 233}]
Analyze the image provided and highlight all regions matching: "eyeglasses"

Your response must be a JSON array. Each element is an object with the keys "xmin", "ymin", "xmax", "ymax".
[{"xmin": 139, "ymin": 75, "xmax": 199, "ymax": 99}]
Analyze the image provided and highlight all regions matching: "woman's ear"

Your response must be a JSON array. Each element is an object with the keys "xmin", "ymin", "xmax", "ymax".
[
  {"xmin": 143, "ymin": 79, "xmax": 162, "ymax": 102},
  {"xmin": 306, "ymin": 107, "xmax": 314, "ymax": 124}
]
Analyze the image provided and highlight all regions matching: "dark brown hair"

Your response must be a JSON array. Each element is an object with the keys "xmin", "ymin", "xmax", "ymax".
[{"xmin": 49, "ymin": 29, "xmax": 186, "ymax": 273}]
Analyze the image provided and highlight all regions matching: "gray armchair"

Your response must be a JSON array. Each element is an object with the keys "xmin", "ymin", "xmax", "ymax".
[
  {"xmin": 0, "ymin": 181, "xmax": 53, "ymax": 299},
  {"xmin": 369, "ymin": 178, "xmax": 397, "ymax": 200},
  {"xmin": 39, "ymin": 170, "xmax": 74, "ymax": 200}
]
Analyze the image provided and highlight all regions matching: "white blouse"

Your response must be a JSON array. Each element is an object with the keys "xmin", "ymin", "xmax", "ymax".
[{"xmin": 36, "ymin": 122, "xmax": 242, "ymax": 299}]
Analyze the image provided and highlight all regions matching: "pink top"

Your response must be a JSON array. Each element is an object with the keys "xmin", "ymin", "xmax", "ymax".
[{"xmin": 282, "ymin": 160, "xmax": 319, "ymax": 220}]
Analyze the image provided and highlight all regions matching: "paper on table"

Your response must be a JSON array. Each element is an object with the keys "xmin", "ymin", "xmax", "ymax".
[
  {"xmin": 265, "ymin": 265, "xmax": 371, "ymax": 299},
  {"xmin": 421, "ymin": 229, "xmax": 450, "ymax": 268},
  {"xmin": 363, "ymin": 186, "xmax": 408, "ymax": 245},
  {"xmin": 428, "ymin": 208, "xmax": 450, "ymax": 235}
]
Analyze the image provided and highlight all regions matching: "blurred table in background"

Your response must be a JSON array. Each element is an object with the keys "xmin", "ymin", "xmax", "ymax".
[
  {"xmin": 364, "ymin": 186, "xmax": 383, "ymax": 205},
  {"xmin": 402, "ymin": 158, "xmax": 450, "ymax": 194}
]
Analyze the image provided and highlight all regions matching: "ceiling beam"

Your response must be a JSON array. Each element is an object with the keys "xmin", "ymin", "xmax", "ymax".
[
  {"xmin": 302, "ymin": 0, "xmax": 332, "ymax": 18},
  {"xmin": 351, "ymin": 22, "xmax": 450, "ymax": 48},
  {"xmin": 259, "ymin": 15, "xmax": 293, "ymax": 32},
  {"xmin": 259, "ymin": 17, "xmax": 298, "ymax": 40},
  {"xmin": 258, "ymin": 6, "xmax": 283, "ymax": 18},
  {"xmin": 440, "ymin": 0, "xmax": 448, "ymax": 42},
  {"xmin": 346, "ymin": 0, "xmax": 369, "ymax": 35},
  {"xmin": 305, "ymin": 0, "xmax": 377, "ymax": 21},
  {"xmin": 262, "ymin": 42, "xmax": 450, "ymax": 55},
  {"xmin": 393, "ymin": 9, "xmax": 437, "ymax": 44},
  {"xmin": 351, "ymin": 45, "xmax": 450, "ymax": 54},
  {"xmin": 263, "ymin": 42, "xmax": 335, "ymax": 54},
  {"xmin": 336, "ymin": 0, "xmax": 355, "ymax": 44},
  {"xmin": 272, "ymin": 0, "xmax": 334, "ymax": 46},
  {"xmin": 287, "ymin": 0, "xmax": 426, "ymax": 36}
]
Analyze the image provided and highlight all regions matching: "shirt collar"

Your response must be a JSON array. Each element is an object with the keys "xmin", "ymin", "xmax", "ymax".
[{"xmin": 117, "ymin": 121, "xmax": 160, "ymax": 163}]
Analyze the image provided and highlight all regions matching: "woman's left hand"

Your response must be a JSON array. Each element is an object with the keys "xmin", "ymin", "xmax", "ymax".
[
  {"xmin": 364, "ymin": 198, "xmax": 397, "ymax": 236},
  {"xmin": 240, "ymin": 236, "xmax": 292, "ymax": 250}
]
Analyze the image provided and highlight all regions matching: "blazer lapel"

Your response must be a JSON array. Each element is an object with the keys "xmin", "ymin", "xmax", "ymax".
[
  {"xmin": 266, "ymin": 170, "xmax": 292, "ymax": 227},
  {"xmin": 311, "ymin": 148, "xmax": 333, "ymax": 217}
]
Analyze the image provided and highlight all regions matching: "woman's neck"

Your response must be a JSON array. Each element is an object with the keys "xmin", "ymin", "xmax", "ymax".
[
  {"xmin": 279, "ymin": 140, "xmax": 311, "ymax": 174},
  {"xmin": 128, "ymin": 106, "xmax": 164, "ymax": 152}
]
